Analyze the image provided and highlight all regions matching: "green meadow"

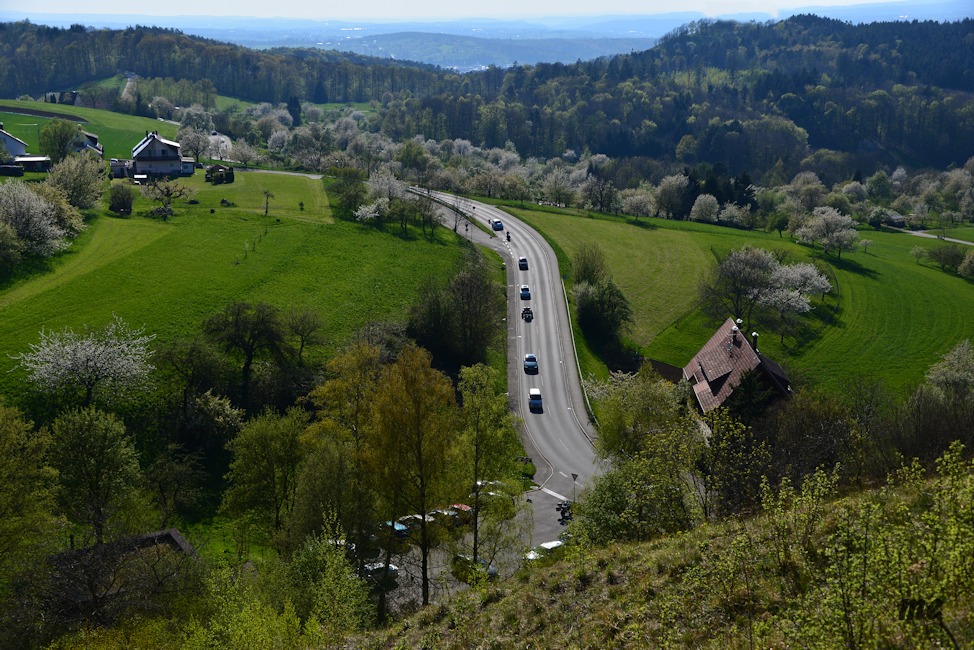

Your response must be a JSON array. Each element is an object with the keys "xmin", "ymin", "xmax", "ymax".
[
  {"xmin": 0, "ymin": 99, "xmax": 179, "ymax": 159},
  {"xmin": 508, "ymin": 207, "xmax": 974, "ymax": 393},
  {"xmin": 0, "ymin": 171, "xmax": 465, "ymax": 397}
]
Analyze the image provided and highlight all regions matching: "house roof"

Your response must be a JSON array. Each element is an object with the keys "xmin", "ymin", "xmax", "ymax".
[
  {"xmin": 132, "ymin": 131, "xmax": 181, "ymax": 158},
  {"xmin": 0, "ymin": 128, "xmax": 28, "ymax": 147},
  {"xmin": 683, "ymin": 318, "xmax": 762, "ymax": 412}
]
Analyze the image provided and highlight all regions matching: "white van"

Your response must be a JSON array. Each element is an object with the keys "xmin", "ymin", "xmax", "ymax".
[{"xmin": 528, "ymin": 388, "xmax": 542, "ymax": 411}]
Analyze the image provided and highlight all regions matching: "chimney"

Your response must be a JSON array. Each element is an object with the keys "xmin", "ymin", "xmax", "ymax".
[
  {"xmin": 751, "ymin": 331, "xmax": 759, "ymax": 353},
  {"xmin": 731, "ymin": 324, "xmax": 739, "ymax": 343}
]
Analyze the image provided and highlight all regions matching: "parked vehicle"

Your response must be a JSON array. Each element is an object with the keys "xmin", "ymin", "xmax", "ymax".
[{"xmin": 451, "ymin": 554, "xmax": 498, "ymax": 583}]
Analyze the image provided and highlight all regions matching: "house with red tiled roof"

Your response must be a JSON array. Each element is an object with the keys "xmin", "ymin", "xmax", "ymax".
[{"xmin": 683, "ymin": 318, "xmax": 791, "ymax": 412}]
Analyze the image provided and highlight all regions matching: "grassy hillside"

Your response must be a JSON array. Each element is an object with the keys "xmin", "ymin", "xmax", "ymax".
[
  {"xmin": 357, "ymin": 447, "xmax": 974, "ymax": 648},
  {"xmin": 0, "ymin": 99, "xmax": 179, "ymax": 159},
  {"xmin": 0, "ymin": 171, "xmax": 464, "ymax": 398},
  {"xmin": 508, "ymin": 207, "xmax": 974, "ymax": 393}
]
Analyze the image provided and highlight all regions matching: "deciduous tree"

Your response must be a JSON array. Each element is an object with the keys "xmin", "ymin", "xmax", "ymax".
[
  {"xmin": 0, "ymin": 180, "xmax": 68, "ymax": 256},
  {"xmin": 372, "ymin": 345, "xmax": 458, "ymax": 606},
  {"xmin": 46, "ymin": 153, "xmax": 105, "ymax": 210},
  {"xmin": 222, "ymin": 407, "xmax": 309, "ymax": 541},
  {"xmin": 458, "ymin": 364, "xmax": 520, "ymax": 564},
  {"xmin": 0, "ymin": 405, "xmax": 57, "ymax": 579},
  {"xmin": 203, "ymin": 301, "xmax": 291, "ymax": 412},
  {"xmin": 794, "ymin": 207, "xmax": 859, "ymax": 258},
  {"xmin": 50, "ymin": 407, "xmax": 143, "ymax": 544},
  {"xmin": 15, "ymin": 315, "xmax": 155, "ymax": 407},
  {"xmin": 39, "ymin": 118, "xmax": 77, "ymax": 164}
]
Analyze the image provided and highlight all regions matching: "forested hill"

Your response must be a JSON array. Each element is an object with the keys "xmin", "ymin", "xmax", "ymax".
[
  {"xmin": 0, "ymin": 22, "xmax": 450, "ymax": 104},
  {"xmin": 2, "ymin": 16, "xmax": 973, "ymax": 175}
]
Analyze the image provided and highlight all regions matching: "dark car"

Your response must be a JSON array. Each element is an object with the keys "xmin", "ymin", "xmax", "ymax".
[
  {"xmin": 523, "ymin": 353, "xmax": 538, "ymax": 373},
  {"xmin": 520, "ymin": 284, "xmax": 531, "ymax": 300},
  {"xmin": 518, "ymin": 256, "xmax": 528, "ymax": 270}
]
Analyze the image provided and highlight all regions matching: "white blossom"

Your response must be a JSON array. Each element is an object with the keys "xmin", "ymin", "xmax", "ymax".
[{"xmin": 15, "ymin": 315, "xmax": 155, "ymax": 404}]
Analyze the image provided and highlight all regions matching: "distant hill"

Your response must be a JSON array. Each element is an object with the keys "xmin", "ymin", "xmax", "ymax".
[
  {"xmin": 326, "ymin": 32, "xmax": 657, "ymax": 71},
  {"xmin": 2, "ymin": 16, "xmax": 972, "ymax": 174}
]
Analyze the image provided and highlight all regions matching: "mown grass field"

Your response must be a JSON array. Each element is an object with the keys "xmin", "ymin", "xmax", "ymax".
[
  {"xmin": 0, "ymin": 171, "xmax": 465, "ymax": 398},
  {"xmin": 0, "ymin": 100, "xmax": 179, "ymax": 159},
  {"xmin": 508, "ymin": 207, "xmax": 974, "ymax": 393}
]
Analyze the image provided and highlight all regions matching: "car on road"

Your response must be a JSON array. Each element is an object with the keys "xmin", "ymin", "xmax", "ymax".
[
  {"xmin": 520, "ymin": 284, "xmax": 531, "ymax": 299},
  {"xmin": 525, "ymin": 540, "xmax": 564, "ymax": 561},
  {"xmin": 518, "ymin": 256, "xmax": 528, "ymax": 270},
  {"xmin": 361, "ymin": 561, "xmax": 399, "ymax": 586},
  {"xmin": 523, "ymin": 353, "xmax": 538, "ymax": 373},
  {"xmin": 491, "ymin": 218, "xmax": 504, "ymax": 231},
  {"xmin": 451, "ymin": 554, "xmax": 498, "ymax": 584},
  {"xmin": 528, "ymin": 388, "xmax": 543, "ymax": 412}
]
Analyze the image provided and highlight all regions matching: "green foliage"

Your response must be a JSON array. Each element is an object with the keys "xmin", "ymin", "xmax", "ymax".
[
  {"xmin": 511, "ymin": 205, "xmax": 974, "ymax": 393},
  {"xmin": 38, "ymin": 118, "xmax": 77, "ymax": 164},
  {"xmin": 408, "ymin": 249, "xmax": 506, "ymax": 369},
  {"xmin": 47, "ymin": 153, "xmax": 106, "ymax": 210},
  {"xmin": 0, "ymin": 405, "xmax": 57, "ymax": 582},
  {"xmin": 50, "ymin": 407, "xmax": 144, "ymax": 544},
  {"xmin": 107, "ymin": 182, "xmax": 135, "ymax": 215},
  {"xmin": 268, "ymin": 534, "xmax": 374, "ymax": 640},
  {"xmin": 222, "ymin": 407, "xmax": 309, "ymax": 543},
  {"xmin": 182, "ymin": 564, "xmax": 303, "ymax": 650},
  {"xmin": 699, "ymin": 409, "xmax": 771, "ymax": 518},
  {"xmin": 579, "ymin": 366, "xmax": 701, "ymax": 545}
]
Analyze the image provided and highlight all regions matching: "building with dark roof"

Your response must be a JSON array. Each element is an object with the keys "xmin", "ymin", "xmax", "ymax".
[{"xmin": 683, "ymin": 318, "xmax": 791, "ymax": 412}]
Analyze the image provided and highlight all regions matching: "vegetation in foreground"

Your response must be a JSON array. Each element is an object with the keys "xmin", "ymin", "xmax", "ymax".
[{"xmin": 356, "ymin": 444, "xmax": 974, "ymax": 649}]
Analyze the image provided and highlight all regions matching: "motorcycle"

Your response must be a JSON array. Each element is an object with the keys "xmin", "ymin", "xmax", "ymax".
[{"xmin": 506, "ymin": 231, "xmax": 511, "ymax": 242}]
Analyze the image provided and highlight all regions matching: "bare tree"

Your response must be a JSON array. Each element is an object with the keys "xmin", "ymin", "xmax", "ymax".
[
  {"xmin": 141, "ymin": 178, "xmax": 193, "ymax": 220},
  {"xmin": 284, "ymin": 306, "xmax": 323, "ymax": 362}
]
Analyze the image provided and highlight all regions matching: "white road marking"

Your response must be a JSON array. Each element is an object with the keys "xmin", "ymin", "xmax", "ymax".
[
  {"xmin": 540, "ymin": 487, "xmax": 570, "ymax": 501},
  {"xmin": 559, "ymin": 471, "xmax": 568, "ymax": 478}
]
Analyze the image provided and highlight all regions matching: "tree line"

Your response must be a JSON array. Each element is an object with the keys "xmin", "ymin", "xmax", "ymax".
[{"xmin": 3, "ymin": 17, "xmax": 973, "ymax": 178}]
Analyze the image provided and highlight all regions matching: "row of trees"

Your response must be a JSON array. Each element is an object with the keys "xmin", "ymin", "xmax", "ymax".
[
  {"xmin": 8, "ymin": 16, "xmax": 974, "ymax": 179},
  {"xmin": 0, "ymin": 152, "xmax": 103, "ymax": 273},
  {"xmin": 2, "ymin": 296, "xmax": 521, "ymax": 644}
]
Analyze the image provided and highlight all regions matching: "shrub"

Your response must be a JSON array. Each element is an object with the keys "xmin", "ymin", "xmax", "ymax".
[{"xmin": 107, "ymin": 184, "xmax": 135, "ymax": 215}]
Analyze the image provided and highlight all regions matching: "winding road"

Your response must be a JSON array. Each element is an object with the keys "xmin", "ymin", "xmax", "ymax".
[{"xmin": 424, "ymin": 191, "xmax": 601, "ymax": 543}]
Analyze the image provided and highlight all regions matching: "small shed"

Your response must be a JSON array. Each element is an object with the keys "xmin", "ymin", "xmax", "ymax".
[{"xmin": 14, "ymin": 155, "xmax": 51, "ymax": 172}]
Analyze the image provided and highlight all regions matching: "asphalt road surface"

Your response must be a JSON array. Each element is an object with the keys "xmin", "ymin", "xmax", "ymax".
[{"xmin": 424, "ymin": 191, "xmax": 602, "ymax": 546}]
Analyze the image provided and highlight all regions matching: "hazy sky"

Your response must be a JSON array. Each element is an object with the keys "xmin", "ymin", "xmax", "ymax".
[{"xmin": 11, "ymin": 0, "xmax": 945, "ymax": 21}]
